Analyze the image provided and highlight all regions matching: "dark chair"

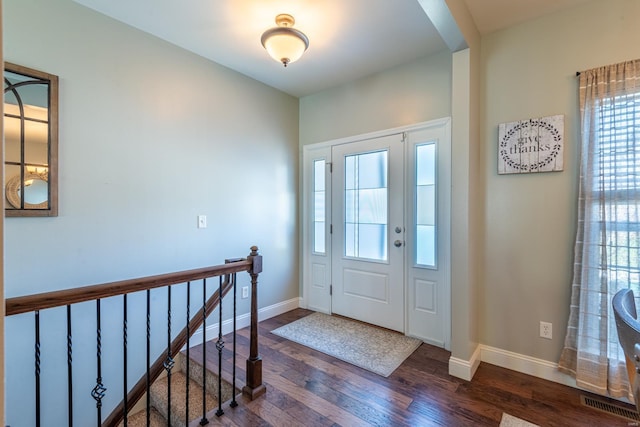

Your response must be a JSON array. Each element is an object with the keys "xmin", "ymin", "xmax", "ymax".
[{"xmin": 612, "ymin": 288, "xmax": 640, "ymax": 411}]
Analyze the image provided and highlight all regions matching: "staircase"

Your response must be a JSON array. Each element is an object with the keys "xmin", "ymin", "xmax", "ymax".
[
  {"xmin": 5, "ymin": 247, "xmax": 265, "ymax": 427},
  {"xmin": 121, "ymin": 351, "xmax": 239, "ymax": 426}
]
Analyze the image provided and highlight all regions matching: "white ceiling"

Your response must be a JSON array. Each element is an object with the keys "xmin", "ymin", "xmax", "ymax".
[{"xmin": 73, "ymin": 0, "xmax": 593, "ymax": 98}]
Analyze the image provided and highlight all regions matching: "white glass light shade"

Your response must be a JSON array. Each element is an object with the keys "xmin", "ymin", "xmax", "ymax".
[{"xmin": 261, "ymin": 15, "xmax": 309, "ymax": 67}]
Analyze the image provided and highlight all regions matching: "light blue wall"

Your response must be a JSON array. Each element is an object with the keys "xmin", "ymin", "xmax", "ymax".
[
  {"xmin": 4, "ymin": 0, "xmax": 299, "ymax": 425},
  {"xmin": 480, "ymin": 0, "xmax": 640, "ymax": 363},
  {"xmin": 299, "ymin": 49, "xmax": 452, "ymax": 145}
]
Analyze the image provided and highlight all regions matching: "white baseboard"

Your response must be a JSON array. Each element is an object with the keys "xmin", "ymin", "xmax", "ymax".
[
  {"xmin": 448, "ymin": 345, "xmax": 481, "ymax": 381},
  {"xmin": 479, "ymin": 344, "xmax": 576, "ymax": 388},
  {"xmin": 448, "ymin": 343, "xmax": 577, "ymax": 388},
  {"xmin": 186, "ymin": 297, "xmax": 300, "ymax": 348}
]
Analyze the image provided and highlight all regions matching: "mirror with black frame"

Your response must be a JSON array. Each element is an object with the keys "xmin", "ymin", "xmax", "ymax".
[{"xmin": 4, "ymin": 62, "xmax": 58, "ymax": 217}]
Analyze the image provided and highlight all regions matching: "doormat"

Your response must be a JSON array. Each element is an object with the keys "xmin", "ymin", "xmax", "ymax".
[{"xmin": 270, "ymin": 312, "xmax": 421, "ymax": 377}]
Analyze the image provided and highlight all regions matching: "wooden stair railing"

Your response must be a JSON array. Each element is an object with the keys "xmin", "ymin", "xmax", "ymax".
[{"xmin": 5, "ymin": 246, "xmax": 265, "ymax": 427}]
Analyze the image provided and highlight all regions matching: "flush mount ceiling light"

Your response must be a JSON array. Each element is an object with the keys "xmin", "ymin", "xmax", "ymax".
[{"xmin": 261, "ymin": 14, "xmax": 309, "ymax": 67}]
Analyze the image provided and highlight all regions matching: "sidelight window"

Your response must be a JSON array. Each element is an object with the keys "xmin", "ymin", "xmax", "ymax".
[
  {"xmin": 415, "ymin": 142, "xmax": 437, "ymax": 267},
  {"xmin": 313, "ymin": 159, "xmax": 326, "ymax": 254}
]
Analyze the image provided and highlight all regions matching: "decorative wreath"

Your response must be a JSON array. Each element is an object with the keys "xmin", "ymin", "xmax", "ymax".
[{"xmin": 6, "ymin": 172, "xmax": 49, "ymax": 209}]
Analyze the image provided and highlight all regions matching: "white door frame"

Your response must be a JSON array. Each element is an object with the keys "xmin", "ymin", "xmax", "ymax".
[{"xmin": 301, "ymin": 117, "xmax": 451, "ymax": 349}]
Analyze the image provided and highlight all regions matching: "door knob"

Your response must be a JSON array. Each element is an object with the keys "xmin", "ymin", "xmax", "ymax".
[{"xmin": 394, "ymin": 240, "xmax": 404, "ymax": 247}]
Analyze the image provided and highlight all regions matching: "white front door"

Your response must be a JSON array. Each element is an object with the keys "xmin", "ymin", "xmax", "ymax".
[
  {"xmin": 331, "ymin": 134, "xmax": 405, "ymax": 332},
  {"xmin": 303, "ymin": 119, "xmax": 451, "ymax": 348}
]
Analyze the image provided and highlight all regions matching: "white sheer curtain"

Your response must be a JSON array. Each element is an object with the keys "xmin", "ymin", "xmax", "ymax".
[{"xmin": 559, "ymin": 59, "xmax": 640, "ymax": 399}]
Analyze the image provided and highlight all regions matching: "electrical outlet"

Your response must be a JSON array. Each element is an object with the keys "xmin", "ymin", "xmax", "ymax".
[
  {"xmin": 540, "ymin": 321, "xmax": 553, "ymax": 339},
  {"xmin": 242, "ymin": 286, "xmax": 249, "ymax": 299}
]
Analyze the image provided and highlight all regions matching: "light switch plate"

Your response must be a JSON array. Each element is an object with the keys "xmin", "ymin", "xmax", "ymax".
[{"xmin": 197, "ymin": 215, "xmax": 207, "ymax": 229}]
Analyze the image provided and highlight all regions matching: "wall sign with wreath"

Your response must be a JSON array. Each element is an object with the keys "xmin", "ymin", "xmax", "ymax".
[{"xmin": 498, "ymin": 114, "xmax": 564, "ymax": 174}]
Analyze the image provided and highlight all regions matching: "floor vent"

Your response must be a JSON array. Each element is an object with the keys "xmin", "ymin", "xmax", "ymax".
[{"xmin": 581, "ymin": 395, "xmax": 640, "ymax": 422}]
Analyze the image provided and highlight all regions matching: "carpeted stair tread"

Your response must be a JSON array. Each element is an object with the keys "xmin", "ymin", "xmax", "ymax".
[
  {"xmin": 151, "ymin": 370, "xmax": 217, "ymax": 426},
  {"xmin": 179, "ymin": 352, "xmax": 238, "ymax": 404},
  {"xmin": 118, "ymin": 407, "xmax": 165, "ymax": 427}
]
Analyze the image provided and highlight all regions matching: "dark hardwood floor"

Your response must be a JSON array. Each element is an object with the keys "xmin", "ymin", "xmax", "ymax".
[{"xmin": 189, "ymin": 308, "xmax": 635, "ymax": 426}]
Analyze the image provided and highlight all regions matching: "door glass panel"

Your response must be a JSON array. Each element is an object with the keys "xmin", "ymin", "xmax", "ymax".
[
  {"xmin": 357, "ymin": 223, "xmax": 387, "ymax": 260},
  {"xmin": 313, "ymin": 159, "xmax": 326, "ymax": 254},
  {"xmin": 416, "ymin": 225, "xmax": 436, "ymax": 266},
  {"xmin": 416, "ymin": 143, "xmax": 436, "ymax": 267},
  {"xmin": 416, "ymin": 185, "xmax": 435, "ymax": 224},
  {"xmin": 344, "ymin": 150, "xmax": 388, "ymax": 261}
]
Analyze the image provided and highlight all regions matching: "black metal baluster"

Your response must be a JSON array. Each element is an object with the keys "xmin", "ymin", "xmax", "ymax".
[
  {"xmin": 223, "ymin": 259, "xmax": 242, "ymax": 410},
  {"xmin": 123, "ymin": 294, "xmax": 128, "ymax": 427},
  {"xmin": 91, "ymin": 299, "xmax": 107, "ymax": 427},
  {"xmin": 186, "ymin": 282, "xmax": 191, "ymax": 424},
  {"xmin": 164, "ymin": 286, "xmax": 175, "ymax": 425},
  {"xmin": 200, "ymin": 279, "xmax": 209, "ymax": 426},
  {"xmin": 35, "ymin": 310, "xmax": 41, "ymax": 427},
  {"xmin": 67, "ymin": 305, "xmax": 73, "ymax": 427},
  {"xmin": 146, "ymin": 289, "xmax": 151, "ymax": 427},
  {"xmin": 215, "ymin": 276, "xmax": 225, "ymax": 417},
  {"xmin": 230, "ymin": 273, "xmax": 238, "ymax": 408}
]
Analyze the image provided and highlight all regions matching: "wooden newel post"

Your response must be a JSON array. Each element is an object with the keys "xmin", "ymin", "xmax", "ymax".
[{"xmin": 242, "ymin": 246, "xmax": 266, "ymax": 400}]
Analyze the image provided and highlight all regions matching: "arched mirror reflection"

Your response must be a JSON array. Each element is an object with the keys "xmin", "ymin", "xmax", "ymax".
[{"xmin": 4, "ymin": 62, "xmax": 58, "ymax": 217}]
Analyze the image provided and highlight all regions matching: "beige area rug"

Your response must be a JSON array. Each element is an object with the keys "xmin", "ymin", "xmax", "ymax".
[
  {"xmin": 270, "ymin": 312, "xmax": 421, "ymax": 377},
  {"xmin": 500, "ymin": 413, "xmax": 539, "ymax": 427}
]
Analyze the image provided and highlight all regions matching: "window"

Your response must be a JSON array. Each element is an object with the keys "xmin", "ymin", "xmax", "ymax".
[
  {"xmin": 344, "ymin": 150, "xmax": 388, "ymax": 261},
  {"xmin": 599, "ymin": 92, "xmax": 640, "ymax": 285},
  {"xmin": 415, "ymin": 143, "xmax": 437, "ymax": 267},
  {"xmin": 313, "ymin": 159, "xmax": 326, "ymax": 254},
  {"xmin": 595, "ymin": 92, "xmax": 640, "ymax": 357},
  {"xmin": 559, "ymin": 60, "xmax": 640, "ymax": 399}
]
